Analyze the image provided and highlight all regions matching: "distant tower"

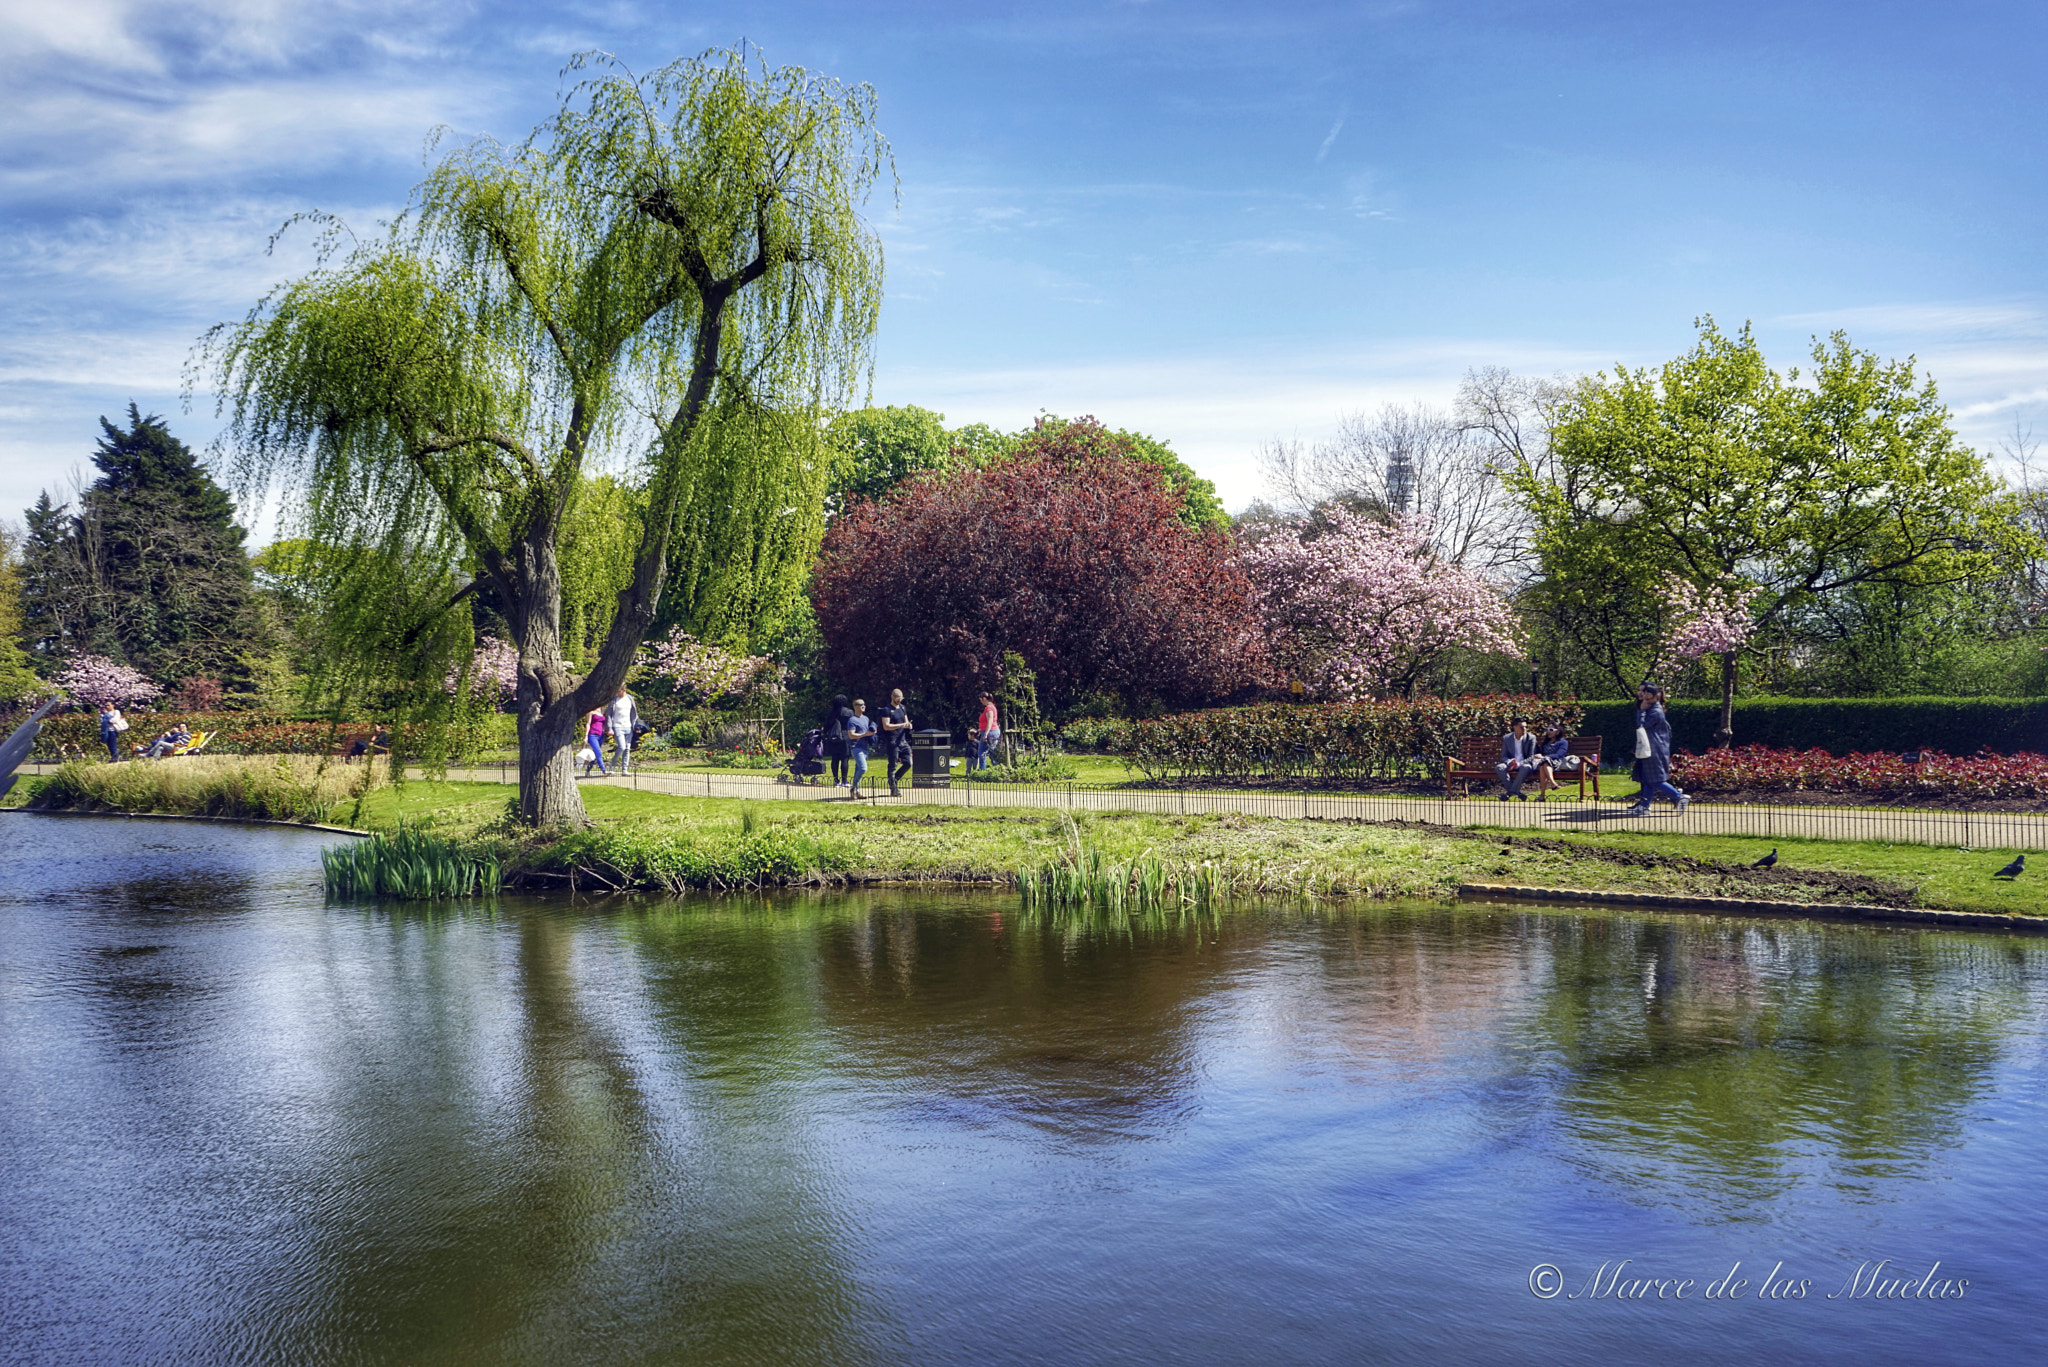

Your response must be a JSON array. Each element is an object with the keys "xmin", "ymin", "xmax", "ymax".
[{"xmin": 1385, "ymin": 445, "xmax": 1415, "ymax": 517}]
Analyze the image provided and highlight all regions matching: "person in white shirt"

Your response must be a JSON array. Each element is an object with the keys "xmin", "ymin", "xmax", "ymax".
[{"xmin": 606, "ymin": 687, "xmax": 639, "ymax": 775}]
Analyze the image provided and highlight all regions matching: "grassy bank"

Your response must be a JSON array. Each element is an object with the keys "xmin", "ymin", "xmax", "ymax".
[
  {"xmin": 15, "ymin": 763, "xmax": 2046, "ymax": 916},
  {"xmin": 18, "ymin": 756, "xmax": 369, "ymax": 823}
]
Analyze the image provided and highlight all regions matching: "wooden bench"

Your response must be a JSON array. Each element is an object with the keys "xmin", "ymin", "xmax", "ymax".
[{"xmin": 1446, "ymin": 735, "xmax": 1602, "ymax": 800}]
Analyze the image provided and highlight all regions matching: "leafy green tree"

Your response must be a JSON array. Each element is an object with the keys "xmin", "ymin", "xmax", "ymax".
[
  {"xmin": 1505, "ymin": 320, "xmax": 2035, "ymax": 742},
  {"xmin": 17, "ymin": 408, "xmax": 259, "ymax": 690},
  {"xmin": 825, "ymin": 404, "xmax": 954, "ymax": 510},
  {"xmin": 0, "ymin": 524, "xmax": 41, "ymax": 699},
  {"xmin": 201, "ymin": 47, "xmax": 890, "ymax": 826}
]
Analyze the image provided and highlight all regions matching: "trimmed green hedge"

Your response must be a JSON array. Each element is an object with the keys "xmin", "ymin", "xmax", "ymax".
[{"xmin": 1574, "ymin": 696, "xmax": 2048, "ymax": 761}]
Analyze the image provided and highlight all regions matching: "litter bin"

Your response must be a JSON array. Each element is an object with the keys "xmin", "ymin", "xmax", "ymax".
[{"xmin": 910, "ymin": 730, "xmax": 952, "ymax": 789}]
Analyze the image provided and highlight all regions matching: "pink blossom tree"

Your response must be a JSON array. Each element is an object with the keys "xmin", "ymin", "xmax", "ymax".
[
  {"xmin": 445, "ymin": 636, "xmax": 520, "ymax": 706},
  {"xmin": 1647, "ymin": 575, "xmax": 1760, "ymax": 746},
  {"xmin": 54, "ymin": 655, "xmax": 163, "ymax": 709},
  {"xmin": 640, "ymin": 629, "xmax": 781, "ymax": 704},
  {"xmin": 1240, "ymin": 511, "xmax": 1524, "ymax": 699}
]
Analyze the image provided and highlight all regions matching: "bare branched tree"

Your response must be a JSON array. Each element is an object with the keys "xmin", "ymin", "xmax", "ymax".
[{"xmin": 1258, "ymin": 400, "xmax": 1524, "ymax": 574}]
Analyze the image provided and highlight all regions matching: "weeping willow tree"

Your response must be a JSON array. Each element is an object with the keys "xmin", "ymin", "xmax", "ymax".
[
  {"xmin": 198, "ymin": 47, "xmax": 890, "ymax": 826},
  {"xmin": 651, "ymin": 400, "xmax": 834, "ymax": 651}
]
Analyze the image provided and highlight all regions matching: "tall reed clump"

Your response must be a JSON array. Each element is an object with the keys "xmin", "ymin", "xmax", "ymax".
[
  {"xmin": 30, "ymin": 756, "xmax": 360, "ymax": 823},
  {"xmin": 323, "ymin": 826, "xmax": 502, "ymax": 899},
  {"xmin": 1016, "ymin": 846, "xmax": 1242, "ymax": 912},
  {"xmin": 523, "ymin": 809, "xmax": 859, "ymax": 892}
]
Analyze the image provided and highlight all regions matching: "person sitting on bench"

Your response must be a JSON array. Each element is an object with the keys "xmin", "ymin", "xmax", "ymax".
[
  {"xmin": 142, "ymin": 723, "xmax": 192, "ymax": 759},
  {"xmin": 1496, "ymin": 716, "xmax": 1537, "ymax": 801}
]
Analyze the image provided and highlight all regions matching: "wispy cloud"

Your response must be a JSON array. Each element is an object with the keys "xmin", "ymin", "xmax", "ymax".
[{"xmin": 1314, "ymin": 105, "xmax": 1346, "ymax": 163}]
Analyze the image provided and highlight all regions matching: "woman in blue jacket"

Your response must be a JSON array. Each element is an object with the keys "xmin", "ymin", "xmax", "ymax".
[{"xmin": 1627, "ymin": 683, "xmax": 1688, "ymax": 816}]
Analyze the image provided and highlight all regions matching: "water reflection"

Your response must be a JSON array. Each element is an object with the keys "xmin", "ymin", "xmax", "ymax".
[{"xmin": 4, "ymin": 815, "xmax": 2047, "ymax": 1365}]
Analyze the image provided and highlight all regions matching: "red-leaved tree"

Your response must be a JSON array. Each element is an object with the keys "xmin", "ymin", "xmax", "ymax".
[{"xmin": 811, "ymin": 453, "xmax": 1265, "ymax": 721}]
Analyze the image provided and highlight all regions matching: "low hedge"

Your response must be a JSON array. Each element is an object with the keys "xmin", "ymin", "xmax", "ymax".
[
  {"xmin": 1114, "ymin": 694, "xmax": 1582, "ymax": 784},
  {"xmin": 1576, "ymin": 696, "xmax": 2048, "ymax": 760}
]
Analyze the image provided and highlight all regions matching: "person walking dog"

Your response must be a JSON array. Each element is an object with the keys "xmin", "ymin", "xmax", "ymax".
[{"xmin": 1627, "ymin": 682, "xmax": 1688, "ymax": 816}]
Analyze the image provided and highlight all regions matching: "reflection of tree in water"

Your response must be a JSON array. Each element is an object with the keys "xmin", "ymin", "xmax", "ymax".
[
  {"xmin": 1519, "ymin": 916, "xmax": 2041, "ymax": 1213},
  {"xmin": 268, "ymin": 900, "xmax": 895, "ymax": 1366},
  {"xmin": 813, "ymin": 895, "xmax": 1236, "ymax": 1148}
]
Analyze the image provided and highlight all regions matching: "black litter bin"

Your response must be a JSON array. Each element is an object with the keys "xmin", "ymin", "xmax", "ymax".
[{"xmin": 910, "ymin": 730, "xmax": 952, "ymax": 789}]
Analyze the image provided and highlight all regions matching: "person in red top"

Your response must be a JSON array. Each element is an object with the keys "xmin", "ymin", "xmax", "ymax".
[{"xmin": 972, "ymin": 693, "xmax": 1000, "ymax": 771}]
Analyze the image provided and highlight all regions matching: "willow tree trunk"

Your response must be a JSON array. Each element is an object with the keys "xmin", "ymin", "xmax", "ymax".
[
  {"xmin": 1713, "ymin": 650, "xmax": 1737, "ymax": 750},
  {"xmin": 509, "ymin": 528, "xmax": 590, "ymax": 828}
]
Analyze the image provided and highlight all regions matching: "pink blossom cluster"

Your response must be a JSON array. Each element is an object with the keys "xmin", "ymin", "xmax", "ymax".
[
  {"xmin": 640, "ymin": 628, "xmax": 781, "ymax": 703},
  {"xmin": 1658, "ymin": 575, "xmax": 1760, "ymax": 663},
  {"xmin": 443, "ymin": 635, "xmax": 520, "ymax": 701},
  {"xmin": 1238, "ymin": 511, "xmax": 1523, "ymax": 699},
  {"xmin": 54, "ymin": 654, "xmax": 163, "ymax": 708}
]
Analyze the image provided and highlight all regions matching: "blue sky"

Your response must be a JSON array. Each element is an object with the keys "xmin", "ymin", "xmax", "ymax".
[{"xmin": 3, "ymin": 0, "xmax": 2044, "ymax": 527}]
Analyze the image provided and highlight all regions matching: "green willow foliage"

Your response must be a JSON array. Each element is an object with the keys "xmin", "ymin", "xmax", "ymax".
[{"xmin": 196, "ymin": 46, "xmax": 891, "ymax": 826}]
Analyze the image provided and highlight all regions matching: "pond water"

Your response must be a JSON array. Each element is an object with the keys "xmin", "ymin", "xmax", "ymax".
[{"xmin": 3, "ymin": 814, "xmax": 2046, "ymax": 1365}]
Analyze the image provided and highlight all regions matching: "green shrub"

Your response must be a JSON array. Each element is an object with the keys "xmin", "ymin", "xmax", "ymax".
[
  {"xmin": 1575, "ymin": 696, "xmax": 2048, "ymax": 760},
  {"xmin": 1057, "ymin": 717, "xmax": 1132, "ymax": 753},
  {"xmin": 1113, "ymin": 694, "xmax": 1581, "ymax": 784}
]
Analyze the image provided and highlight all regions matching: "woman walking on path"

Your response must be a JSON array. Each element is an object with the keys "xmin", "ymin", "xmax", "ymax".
[
  {"xmin": 846, "ymin": 698, "xmax": 876, "ymax": 797},
  {"xmin": 880, "ymin": 689, "xmax": 913, "ymax": 796},
  {"xmin": 1627, "ymin": 683, "xmax": 1687, "ymax": 816},
  {"xmin": 972, "ymin": 693, "xmax": 1000, "ymax": 772},
  {"xmin": 582, "ymin": 711, "xmax": 608, "ymax": 777},
  {"xmin": 824, "ymin": 694, "xmax": 854, "ymax": 788},
  {"xmin": 98, "ymin": 703, "xmax": 126, "ymax": 762}
]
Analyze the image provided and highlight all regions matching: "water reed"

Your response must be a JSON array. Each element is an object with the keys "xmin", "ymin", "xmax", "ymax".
[
  {"xmin": 1015, "ymin": 846, "xmax": 1241, "ymax": 912},
  {"xmin": 322, "ymin": 826, "xmax": 501, "ymax": 899}
]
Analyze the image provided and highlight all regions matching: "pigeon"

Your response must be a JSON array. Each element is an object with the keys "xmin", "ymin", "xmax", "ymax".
[
  {"xmin": 1752, "ymin": 849, "xmax": 1778, "ymax": 869},
  {"xmin": 1994, "ymin": 854, "xmax": 2026, "ymax": 879}
]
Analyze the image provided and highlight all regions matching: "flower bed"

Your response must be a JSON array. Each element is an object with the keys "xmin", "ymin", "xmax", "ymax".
[{"xmin": 1672, "ymin": 745, "xmax": 2048, "ymax": 802}]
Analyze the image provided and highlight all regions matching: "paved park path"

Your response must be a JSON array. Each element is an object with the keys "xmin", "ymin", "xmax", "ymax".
[{"xmin": 439, "ymin": 764, "xmax": 2048, "ymax": 853}]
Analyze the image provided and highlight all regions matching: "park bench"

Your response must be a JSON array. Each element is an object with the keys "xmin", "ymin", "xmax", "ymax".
[{"xmin": 1446, "ymin": 735, "xmax": 1602, "ymax": 800}]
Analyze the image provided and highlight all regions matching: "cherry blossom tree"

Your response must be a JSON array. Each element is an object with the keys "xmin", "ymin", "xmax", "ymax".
[
  {"xmin": 54, "ymin": 654, "xmax": 163, "ymax": 709},
  {"xmin": 1647, "ymin": 575, "xmax": 1761, "ymax": 745},
  {"xmin": 1240, "ymin": 510, "xmax": 1523, "ymax": 699},
  {"xmin": 641, "ymin": 628, "xmax": 781, "ymax": 705},
  {"xmin": 445, "ymin": 635, "xmax": 520, "ymax": 705}
]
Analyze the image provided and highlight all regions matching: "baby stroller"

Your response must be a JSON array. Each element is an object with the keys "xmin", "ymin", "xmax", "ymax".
[{"xmin": 781, "ymin": 727, "xmax": 827, "ymax": 784}]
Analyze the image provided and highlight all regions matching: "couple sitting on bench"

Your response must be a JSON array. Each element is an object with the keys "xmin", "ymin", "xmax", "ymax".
[{"xmin": 1496, "ymin": 716, "xmax": 1582, "ymax": 802}]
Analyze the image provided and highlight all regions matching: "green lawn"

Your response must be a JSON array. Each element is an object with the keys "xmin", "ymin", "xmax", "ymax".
[{"xmin": 334, "ymin": 780, "xmax": 2047, "ymax": 917}]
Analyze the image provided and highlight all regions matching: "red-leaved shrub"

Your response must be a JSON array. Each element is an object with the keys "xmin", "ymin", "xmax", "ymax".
[{"xmin": 811, "ymin": 452, "xmax": 1266, "ymax": 721}]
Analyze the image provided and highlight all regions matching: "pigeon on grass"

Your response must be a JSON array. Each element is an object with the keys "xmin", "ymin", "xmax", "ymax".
[
  {"xmin": 1752, "ymin": 849, "xmax": 1778, "ymax": 869},
  {"xmin": 1994, "ymin": 855, "xmax": 2025, "ymax": 880}
]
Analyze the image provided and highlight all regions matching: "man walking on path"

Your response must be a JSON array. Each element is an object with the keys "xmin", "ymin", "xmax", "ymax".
[
  {"xmin": 1496, "ymin": 716, "xmax": 1536, "ymax": 801},
  {"xmin": 847, "ymin": 698, "xmax": 876, "ymax": 797},
  {"xmin": 1628, "ymin": 682, "xmax": 1688, "ymax": 816},
  {"xmin": 606, "ymin": 687, "xmax": 639, "ymax": 776},
  {"xmin": 880, "ymin": 689, "xmax": 913, "ymax": 796}
]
